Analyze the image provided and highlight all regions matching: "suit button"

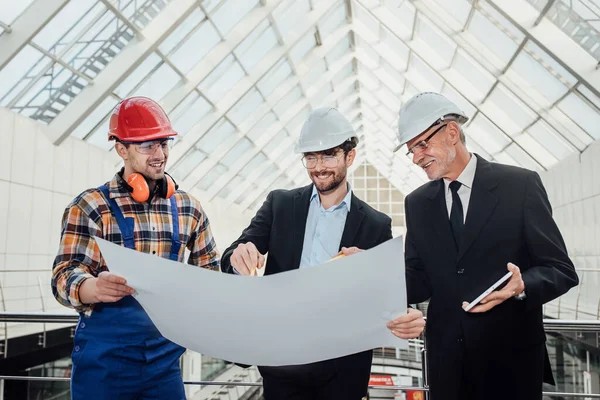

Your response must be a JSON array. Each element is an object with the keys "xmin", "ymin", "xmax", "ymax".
[
  {"xmin": 80, "ymin": 322, "xmax": 85, "ymax": 329},
  {"xmin": 74, "ymin": 346, "xmax": 80, "ymax": 352},
  {"xmin": 457, "ymin": 269, "xmax": 464, "ymax": 274}
]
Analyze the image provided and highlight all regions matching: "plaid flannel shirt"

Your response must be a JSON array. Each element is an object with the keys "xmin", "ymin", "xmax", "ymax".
[{"xmin": 52, "ymin": 173, "xmax": 220, "ymax": 315}]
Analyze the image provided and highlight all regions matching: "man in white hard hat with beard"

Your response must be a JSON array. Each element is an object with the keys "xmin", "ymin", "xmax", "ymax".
[
  {"xmin": 221, "ymin": 108, "xmax": 425, "ymax": 400},
  {"xmin": 396, "ymin": 92, "xmax": 578, "ymax": 400}
]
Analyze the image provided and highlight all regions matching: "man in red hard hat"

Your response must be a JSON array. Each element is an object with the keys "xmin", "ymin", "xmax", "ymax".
[{"xmin": 52, "ymin": 96, "xmax": 220, "ymax": 399}]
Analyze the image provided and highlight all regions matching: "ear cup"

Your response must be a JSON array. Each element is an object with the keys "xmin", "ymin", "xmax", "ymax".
[
  {"xmin": 165, "ymin": 175, "xmax": 176, "ymax": 199},
  {"xmin": 127, "ymin": 173, "xmax": 150, "ymax": 202}
]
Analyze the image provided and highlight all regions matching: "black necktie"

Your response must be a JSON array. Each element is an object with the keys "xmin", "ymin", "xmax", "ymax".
[{"xmin": 449, "ymin": 181, "xmax": 464, "ymax": 249}]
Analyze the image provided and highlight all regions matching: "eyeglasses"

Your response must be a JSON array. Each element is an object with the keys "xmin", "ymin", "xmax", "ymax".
[
  {"xmin": 301, "ymin": 153, "xmax": 342, "ymax": 169},
  {"xmin": 406, "ymin": 124, "xmax": 447, "ymax": 157},
  {"xmin": 120, "ymin": 139, "xmax": 173, "ymax": 155}
]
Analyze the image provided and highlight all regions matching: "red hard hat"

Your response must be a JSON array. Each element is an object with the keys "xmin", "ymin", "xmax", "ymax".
[{"xmin": 108, "ymin": 96, "xmax": 178, "ymax": 142}]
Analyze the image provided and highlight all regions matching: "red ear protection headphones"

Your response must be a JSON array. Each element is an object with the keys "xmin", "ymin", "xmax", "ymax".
[{"xmin": 123, "ymin": 172, "xmax": 178, "ymax": 203}]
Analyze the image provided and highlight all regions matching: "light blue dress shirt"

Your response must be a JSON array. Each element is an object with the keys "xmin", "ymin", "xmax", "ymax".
[{"xmin": 299, "ymin": 185, "xmax": 352, "ymax": 268}]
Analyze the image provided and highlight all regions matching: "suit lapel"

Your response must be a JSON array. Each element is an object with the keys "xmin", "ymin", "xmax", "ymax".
[
  {"xmin": 457, "ymin": 155, "xmax": 498, "ymax": 261},
  {"xmin": 291, "ymin": 185, "xmax": 313, "ymax": 269},
  {"xmin": 424, "ymin": 180, "xmax": 458, "ymax": 259},
  {"xmin": 339, "ymin": 193, "xmax": 365, "ymax": 249}
]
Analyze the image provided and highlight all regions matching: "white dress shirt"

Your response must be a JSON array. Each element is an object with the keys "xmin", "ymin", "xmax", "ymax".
[{"xmin": 443, "ymin": 154, "xmax": 478, "ymax": 223}]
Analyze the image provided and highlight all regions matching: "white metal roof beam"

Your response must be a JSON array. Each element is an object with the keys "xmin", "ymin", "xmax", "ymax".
[
  {"xmin": 180, "ymin": 52, "xmax": 356, "ymax": 191},
  {"xmin": 487, "ymin": 0, "xmax": 600, "ymax": 97},
  {"xmin": 160, "ymin": 0, "xmax": 337, "ymax": 115},
  {"xmin": 46, "ymin": 0, "xmax": 198, "ymax": 144},
  {"xmin": 0, "ymin": 0, "xmax": 69, "ymax": 70},
  {"xmin": 167, "ymin": 5, "xmax": 347, "ymax": 167}
]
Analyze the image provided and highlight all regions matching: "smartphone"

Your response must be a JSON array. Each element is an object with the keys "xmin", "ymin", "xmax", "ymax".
[{"xmin": 464, "ymin": 271, "xmax": 513, "ymax": 312}]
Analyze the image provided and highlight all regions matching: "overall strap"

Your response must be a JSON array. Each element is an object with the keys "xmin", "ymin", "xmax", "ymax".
[
  {"xmin": 169, "ymin": 195, "xmax": 182, "ymax": 261},
  {"xmin": 98, "ymin": 185, "xmax": 135, "ymax": 250}
]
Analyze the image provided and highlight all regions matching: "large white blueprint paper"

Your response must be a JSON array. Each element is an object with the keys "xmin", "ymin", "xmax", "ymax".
[{"xmin": 95, "ymin": 236, "xmax": 408, "ymax": 366}]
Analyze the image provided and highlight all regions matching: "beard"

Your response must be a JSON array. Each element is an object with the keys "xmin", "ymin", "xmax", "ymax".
[{"xmin": 311, "ymin": 170, "xmax": 347, "ymax": 194}]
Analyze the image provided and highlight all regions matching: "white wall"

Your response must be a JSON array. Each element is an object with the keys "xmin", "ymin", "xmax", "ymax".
[
  {"xmin": 0, "ymin": 107, "xmax": 254, "ymax": 340},
  {"xmin": 540, "ymin": 140, "xmax": 600, "ymax": 320}
]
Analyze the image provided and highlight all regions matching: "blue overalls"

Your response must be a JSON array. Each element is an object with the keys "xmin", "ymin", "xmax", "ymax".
[{"xmin": 70, "ymin": 185, "xmax": 186, "ymax": 400}]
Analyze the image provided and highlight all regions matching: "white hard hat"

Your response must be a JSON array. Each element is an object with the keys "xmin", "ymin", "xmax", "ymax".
[
  {"xmin": 393, "ymin": 92, "xmax": 468, "ymax": 152},
  {"xmin": 294, "ymin": 108, "xmax": 358, "ymax": 153}
]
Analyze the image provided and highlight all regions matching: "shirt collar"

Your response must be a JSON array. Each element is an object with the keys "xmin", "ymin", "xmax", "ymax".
[
  {"xmin": 444, "ymin": 153, "xmax": 477, "ymax": 191},
  {"xmin": 108, "ymin": 172, "xmax": 133, "ymax": 198},
  {"xmin": 310, "ymin": 183, "xmax": 352, "ymax": 212}
]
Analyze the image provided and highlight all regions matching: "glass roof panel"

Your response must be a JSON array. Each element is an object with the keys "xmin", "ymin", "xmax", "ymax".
[
  {"xmin": 32, "ymin": 0, "xmax": 100, "ymax": 50},
  {"xmin": 382, "ymin": 0, "xmax": 416, "ymax": 38},
  {"xmin": 256, "ymin": 60, "xmax": 293, "ymax": 97},
  {"xmin": 428, "ymin": 0, "xmax": 472, "ymax": 25},
  {"xmin": 557, "ymin": 93, "xmax": 600, "ymax": 140},
  {"xmin": 171, "ymin": 148, "xmax": 207, "ymax": 184},
  {"xmin": 272, "ymin": 0, "xmax": 311, "ymax": 41},
  {"xmin": 326, "ymin": 35, "xmax": 352, "ymax": 65},
  {"xmin": 514, "ymin": 133, "xmax": 558, "ymax": 169},
  {"xmin": 319, "ymin": 2, "xmax": 348, "ymax": 37},
  {"xmin": 289, "ymin": 32, "xmax": 317, "ymax": 64},
  {"xmin": 0, "ymin": 46, "xmax": 50, "ymax": 106},
  {"xmin": 272, "ymin": 86, "xmax": 302, "ymax": 118},
  {"xmin": 70, "ymin": 96, "xmax": 117, "ymax": 140},
  {"xmin": 169, "ymin": 19, "xmax": 221, "ymax": 73},
  {"xmin": 466, "ymin": 9, "xmax": 520, "ymax": 66},
  {"xmin": 211, "ymin": 0, "xmax": 260, "ymax": 36},
  {"xmin": 235, "ymin": 22, "xmax": 279, "ymax": 71},
  {"xmin": 228, "ymin": 88, "xmax": 265, "ymax": 126},
  {"xmin": 196, "ymin": 163, "xmax": 228, "ymax": 191},
  {"xmin": 246, "ymin": 112, "xmax": 278, "ymax": 143},
  {"xmin": 526, "ymin": 119, "xmax": 577, "ymax": 160},
  {"xmin": 114, "ymin": 53, "xmax": 162, "ymax": 97},
  {"xmin": 0, "ymin": 0, "xmax": 36, "ymax": 26},
  {"xmin": 239, "ymin": 153, "xmax": 269, "ymax": 178},
  {"xmin": 196, "ymin": 118, "xmax": 236, "ymax": 153},
  {"xmin": 169, "ymin": 92, "xmax": 212, "ymax": 137},
  {"xmin": 263, "ymin": 130, "xmax": 289, "ymax": 157},
  {"xmin": 503, "ymin": 142, "xmax": 542, "ymax": 171},
  {"xmin": 414, "ymin": 15, "xmax": 457, "ymax": 68},
  {"xmin": 222, "ymin": 138, "xmax": 254, "ymax": 168},
  {"xmin": 483, "ymin": 84, "xmax": 537, "ymax": 136},
  {"xmin": 158, "ymin": 7, "xmax": 205, "ymax": 54},
  {"xmin": 198, "ymin": 55, "xmax": 245, "ymax": 103},
  {"xmin": 466, "ymin": 113, "xmax": 511, "ymax": 155},
  {"xmin": 131, "ymin": 62, "xmax": 181, "ymax": 101}
]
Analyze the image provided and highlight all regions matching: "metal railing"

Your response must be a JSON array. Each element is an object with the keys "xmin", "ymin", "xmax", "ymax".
[{"xmin": 0, "ymin": 312, "xmax": 599, "ymax": 398}]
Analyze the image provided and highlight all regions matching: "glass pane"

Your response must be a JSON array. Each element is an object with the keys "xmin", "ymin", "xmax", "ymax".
[
  {"xmin": 272, "ymin": 86, "xmax": 302, "ymax": 118},
  {"xmin": 289, "ymin": 33, "xmax": 316, "ymax": 64},
  {"xmin": 228, "ymin": 88, "xmax": 264, "ymax": 126},
  {"xmin": 503, "ymin": 142, "xmax": 542, "ymax": 171},
  {"xmin": 467, "ymin": 113, "xmax": 511, "ymax": 155},
  {"xmin": 557, "ymin": 93, "xmax": 600, "ymax": 140},
  {"xmin": 319, "ymin": 3, "xmax": 348, "ymax": 37},
  {"xmin": 381, "ymin": 0, "xmax": 415, "ymax": 38},
  {"xmin": 197, "ymin": 163, "xmax": 228, "ymax": 191},
  {"xmin": 257, "ymin": 60, "xmax": 293, "ymax": 97},
  {"xmin": 199, "ymin": 56, "xmax": 245, "ymax": 103},
  {"xmin": 414, "ymin": 15, "xmax": 456, "ymax": 67},
  {"xmin": 0, "ymin": 46, "xmax": 48, "ymax": 105},
  {"xmin": 169, "ymin": 92, "xmax": 212, "ymax": 137},
  {"xmin": 211, "ymin": 0, "xmax": 260, "ymax": 36},
  {"xmin": 235, "ymin": 23, "xmax": 279, "ymax": 71},
  {"xmin": 171, "ymin": 149, "xmax": 207, "ymax": 181},
  {"xmin": 429, "ymin": 0, "xmax": 472, "ymax": 25},
  {"xmin": 449, "ymin": 49, "xmax": 495, "ymax": 101},
  {"xmin": 263, "ymin": 130, "xmax": 289, "ymax": 157},
  {"xmin": 132, "ymin": 62, "xmax": 181, "ymax": 101},
  {"xmin": 484, "ymin": 84, "xmax": 537, "ymax": 136},
  {"xmin": 169, "ymin": 20, "xmax": 221, "ymax": 73},
  {"xmin": 0, "ymin": 0, "xmax": 36, "ymax": 24},
  {"xmin": 526, "ymin": 120, "xmax": 577, "ymax": 160},
  {"xmin": 246, "ymin": 112, "xmax": 278, "ymax": 142},
  {"xmin": 467, "ymin": 10, "xmax": 520, "ymax": 66},
  {"xmin": 302, "ymin": 59, "xmax": 327, "ymax": 90},
  {"xmin": 326, "ymin": 35, "xmax": 352, "ymax": 66},
  {"xmin": 159, "ymin": 8, "xmax": 206, "ymax": 54},
  {"xmin": 33, "ymin": 0, "xmax": 98, "ymax": 50},
  {"xmin": 514, "ymin": 133, "xmax": 558, "ymax": 169},
  {"xmin": 114, "ymin": 53, "xmax": 162, "ymax": 97},
  {"xmin": 240, "ymin": 153, "xmax": 268, "ymax": 178},
  {"xmin": 221, "ymin": 138, "xmax": 254, "ymax": 167},
  {"xmin": 71, "ymin": 96, "xmax": 117, "ymax": 139},
  {"xmin": 273, "ymin": 0, "xmax": 311, "ymax": 40},
  {"xmin": 196, "ymin": 118, "xmax": 236, "ymax": 153}
]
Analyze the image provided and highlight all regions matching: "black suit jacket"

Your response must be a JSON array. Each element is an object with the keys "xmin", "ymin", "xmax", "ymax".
[
  {"xmin": 405, "ymin": 155, "xmax": 578, "ymax": 395},
  {"xmin": 222, "ymin": 184, "xmax": 392, "ymax": 395}
]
